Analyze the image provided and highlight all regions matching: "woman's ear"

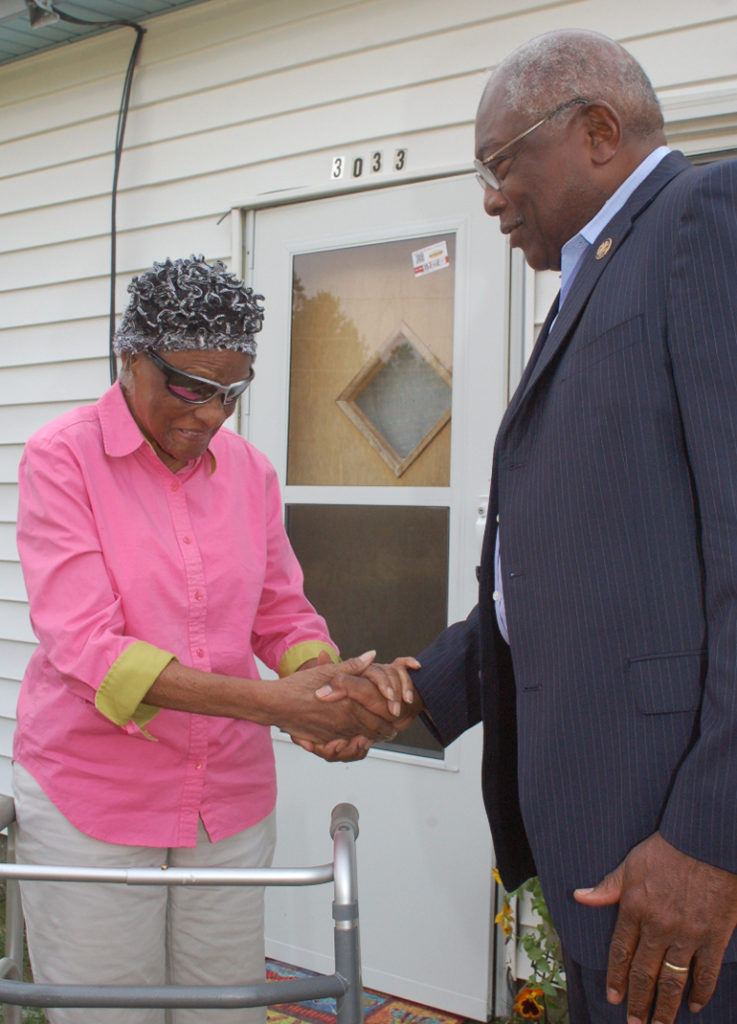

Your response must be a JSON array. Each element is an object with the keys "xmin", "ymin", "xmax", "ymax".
[
  {"xmin": 121, "ymin": 352, "xmax": 138, "ymax": 371},
  {"xmin": 117, "ymin": 352, "xmax": 136, "ymax": 387}
]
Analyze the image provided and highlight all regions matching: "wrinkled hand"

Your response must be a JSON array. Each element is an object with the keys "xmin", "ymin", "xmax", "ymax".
[
  {"xmin": 295, "ymin": 654, "xmax": 424, "ymax": 762},
  {"xmin": 276, "ymin": 650, "xmax": 398, "ymax": 747},
  {"xmin": 290, "ymin": 654, "xmax": 372, "ymax": 761},
  {"xmin": 291, "ymin": 733, "xmax": 374, "ymax": 763},
  {"xmin": 574, "ymin": 832, "xmax": 737, "ymax": 1024}
]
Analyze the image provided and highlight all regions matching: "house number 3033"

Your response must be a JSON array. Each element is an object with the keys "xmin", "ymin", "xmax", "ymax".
[{"xmin": 331, "ymin": 149, "xmax": 408, "ymax": 180}]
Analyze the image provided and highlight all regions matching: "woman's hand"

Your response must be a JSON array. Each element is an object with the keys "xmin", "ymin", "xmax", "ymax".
[
  {"xmin": 146, "ymin": 650, "xmax": 399, "ymax": 747},
  {"xmin": 287, "ymin": 652, "xmax": 424, "ymax": 761},
  {"xmin": 274, "ymin": 651, "xmax": 401, "ymax": 746},
  {"xmin": 291, "ymin": 734, "xmax": 375, "ymax": 762}
]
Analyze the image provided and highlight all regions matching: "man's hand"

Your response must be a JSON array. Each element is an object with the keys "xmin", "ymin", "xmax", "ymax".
[
  {"xmin": 361, "ymin": 657, "xmax": 421, "ymax": 716},
  {"xmin": 574, "ymin": 832, "xmax": 737, "ymax": 1024},
  {"xmin": 293, "ymin": 653, "xmax": 424, "ymax": 763},
  {"xmin": 276, "ymin": 650, "xmax": 399, "ymax": 746},
  {"xmin": 315, "ymin": 655, "xmax": 424, "ymax": 726}
]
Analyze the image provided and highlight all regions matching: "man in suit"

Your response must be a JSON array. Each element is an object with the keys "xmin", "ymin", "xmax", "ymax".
[{"xmin": 389, "ymin": 28, "xmax": 737, "ymax": 1024}]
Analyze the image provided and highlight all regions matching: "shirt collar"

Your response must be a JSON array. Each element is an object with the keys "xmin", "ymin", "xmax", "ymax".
[
  {"xmin": 579, "ymin": 145, "xmax": 671, "ymax": 245},
  {"xmin": 99, "ymin": 381, "xmax": 148, "ymax": 458},
  {"xmin": 98, "ymin": 381, "xmax": 218, "ymax": 474},
  {"xmin": 560, "ymin": 145, "xmax": 671, "ymax": 304}
]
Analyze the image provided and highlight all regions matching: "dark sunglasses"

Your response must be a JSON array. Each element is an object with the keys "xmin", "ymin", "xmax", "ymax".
[{"xmin": 146, "ymin": 349, "xmax": 254, "ymax": 406}]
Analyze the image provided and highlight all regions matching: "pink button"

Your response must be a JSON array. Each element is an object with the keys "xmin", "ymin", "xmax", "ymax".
[
  {"xmin": 194, "ymin": 590, "xmax": 203, "ymax": 601},
  {"xmin": 183, "ymin": 536, "xmax": 191, "ymax": 545},
  {"xmin": 170, "ymin": 482, "xmax": 180, "ymax": 492},
  {"xmin": 194, "ymin": 761, "xmax": 203, "ymax": 771},
  {"xmin": 196, "ymin": 648, "xmax": 205, "ymax": 658}
]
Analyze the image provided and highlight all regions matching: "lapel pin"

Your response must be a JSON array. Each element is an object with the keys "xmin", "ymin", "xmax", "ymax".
[{"xmin": 595, "ymin": 238, "xmax": 613, "ymax": 260}]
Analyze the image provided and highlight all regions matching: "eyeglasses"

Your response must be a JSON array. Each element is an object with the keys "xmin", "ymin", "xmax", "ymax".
[
  {"xmin": 146, "ymin": 349, "xmax": 254, "ymax": 406},
  {"xmin": 474, "ymin": 98, "xmax": 588, "ymax": 191}
]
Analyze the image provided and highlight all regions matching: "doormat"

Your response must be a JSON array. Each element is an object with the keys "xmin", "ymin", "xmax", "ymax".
[{"xmin": 266, "ymin": 958, "xmax": 474, "ymax": 1024}]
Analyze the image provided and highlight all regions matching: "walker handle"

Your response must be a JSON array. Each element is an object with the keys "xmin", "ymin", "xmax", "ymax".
[{"xmin": 329, "ymin": 803, "xmax": 359, "ymax": 839}]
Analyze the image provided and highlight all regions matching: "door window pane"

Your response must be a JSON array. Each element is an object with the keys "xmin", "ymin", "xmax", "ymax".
[
  {"xmin": 337, "ymin": 323, "xmax": 452, "ymax": 477},
  {"xmin": 288, "ymin": 236, "xmax": 454, "ymax": 486},
  {"xmin": 286, "ymin": 504, "xmax": 448, "ymax": 757}
]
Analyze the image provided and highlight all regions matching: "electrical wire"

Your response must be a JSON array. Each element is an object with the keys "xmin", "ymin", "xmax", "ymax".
[
  {"xmin": 32, "ymin": 3, "xmax": 146, "ymax": 382},
  {"xmin": 108, "ymin": 22, "xmax": 145, "ymax": 383}
]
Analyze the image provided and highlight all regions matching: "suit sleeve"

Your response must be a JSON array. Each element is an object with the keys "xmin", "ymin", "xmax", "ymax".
[
  {"xmin": 411, "ymin": 604, "xmax": 482, "ymax": 746},
  {"xmin": 658, "ymin": 161, "xmax": 737, "ymax": 872}
]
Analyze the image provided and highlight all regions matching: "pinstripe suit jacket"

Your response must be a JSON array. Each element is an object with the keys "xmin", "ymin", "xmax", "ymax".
[{"xmin": 414, "ymin": 151, "xmax": 737, "ymax": 966}]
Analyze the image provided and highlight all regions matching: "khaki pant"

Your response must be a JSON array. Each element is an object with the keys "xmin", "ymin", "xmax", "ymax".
[{"xmin": 13, "ymin": 762, "xmax": 276, "ymax": 1024}]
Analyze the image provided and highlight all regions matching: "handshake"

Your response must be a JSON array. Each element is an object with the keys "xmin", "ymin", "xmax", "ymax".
[{"xmin": 284, "ymin": 650, "xmax": 424, "ymax": 763}]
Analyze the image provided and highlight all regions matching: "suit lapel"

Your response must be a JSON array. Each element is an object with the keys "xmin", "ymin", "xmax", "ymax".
[{"xmin": 504, "ymin": 151, "xmax": 691, "ymax": 426}]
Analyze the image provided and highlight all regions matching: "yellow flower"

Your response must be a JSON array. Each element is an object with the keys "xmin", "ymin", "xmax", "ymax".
[
  {"xmin": 494, "ymin": 899, "xmax": 514, "ymax": 938},
  {"xmin": 492, "ymin": 866, "xmax": 503, "ymax": 885},
  {"xmin": 512, "ymin": 985, "xmax": 544, "ymax": 1020}
]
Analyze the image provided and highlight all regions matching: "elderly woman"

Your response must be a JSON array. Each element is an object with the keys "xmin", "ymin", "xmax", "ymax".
[{"xmin": 13, "ymin": 255, "xmax": 414, "ymax": 1024}]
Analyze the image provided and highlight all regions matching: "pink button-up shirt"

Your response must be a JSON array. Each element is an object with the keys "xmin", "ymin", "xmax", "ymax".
[{"xmin": 15, "ymin": 382, "xmax": 337, "ymax": 847}]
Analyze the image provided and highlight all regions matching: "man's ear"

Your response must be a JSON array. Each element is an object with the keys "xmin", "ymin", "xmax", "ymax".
[{"xmin": 581, "ymin": 100, "xmax": 622, "ymax": 166}]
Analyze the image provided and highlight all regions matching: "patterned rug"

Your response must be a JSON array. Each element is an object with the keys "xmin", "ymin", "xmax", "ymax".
[{"xmin": 266, "ymin": 959, "xmax": 472, "ymax": 1024}]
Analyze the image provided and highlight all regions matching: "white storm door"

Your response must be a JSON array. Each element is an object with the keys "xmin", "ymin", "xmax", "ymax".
[{"xmin": 246, "ymin": 175, "xmax": 510, "ymax": 1020}]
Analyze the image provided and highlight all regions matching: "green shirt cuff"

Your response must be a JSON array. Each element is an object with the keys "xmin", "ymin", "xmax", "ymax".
[
  {"xmin": 278, "ymin": 641, "xmax": 339, "ymax": 677},
  {"xmin": 96, "ymin": 641, "xmax": 176, "ymax": 729}
]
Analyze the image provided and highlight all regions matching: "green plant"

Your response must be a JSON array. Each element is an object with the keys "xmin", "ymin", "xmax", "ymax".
[{"xmin": 492, "ymin": 869, "xmax": 568, "ymax": 1023}]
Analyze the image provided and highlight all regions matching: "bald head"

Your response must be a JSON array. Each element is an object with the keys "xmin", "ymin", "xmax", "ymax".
[{"xmin": 481, "ymin": 29, "xmax": 664, "ymax": 144}]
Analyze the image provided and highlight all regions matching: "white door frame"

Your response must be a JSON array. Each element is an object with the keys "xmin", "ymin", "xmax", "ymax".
[{"xmin": 233, "ymin": 174, "xmax": 523, "ymax": 1020}]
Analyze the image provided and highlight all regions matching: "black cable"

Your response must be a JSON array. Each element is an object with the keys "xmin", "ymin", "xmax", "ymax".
[
  {"xmin": 108, "ymin": 23, "xmax": 146, "ymax": 383},
  {"xmin": 33, "ymin": 3, "xmax": 146, "ymax": 382}
]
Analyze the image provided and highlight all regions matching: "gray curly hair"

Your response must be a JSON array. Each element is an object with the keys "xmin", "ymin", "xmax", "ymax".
[{"xmin": 113, "ymin": 255, "xmax": 265, "ymax": 357}]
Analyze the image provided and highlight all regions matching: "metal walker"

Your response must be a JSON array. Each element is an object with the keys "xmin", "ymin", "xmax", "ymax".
[{"xmin": 0, "ymin": 797, "xmax": 362, "ymax": 1024}]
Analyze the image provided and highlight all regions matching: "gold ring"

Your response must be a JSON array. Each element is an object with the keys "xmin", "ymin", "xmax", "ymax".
[{"xmin": 663, "ymin": 960, "xmax": 689, "ymax": 974}]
